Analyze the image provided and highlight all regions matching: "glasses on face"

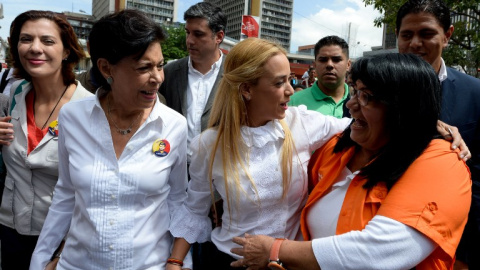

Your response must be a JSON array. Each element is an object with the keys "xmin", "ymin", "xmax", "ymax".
[{"xmin": 350, "ymin": 88, "xmax": 375, "ymax": 106}]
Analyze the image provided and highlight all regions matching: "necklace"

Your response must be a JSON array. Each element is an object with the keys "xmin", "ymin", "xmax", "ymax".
[
  {"xmin": 34, "ymin": 85, "xmax": 69, "ymax": 130},
  {"xmin": 107, "ymin": 95, "xmax": 143, "ymax": 135}
]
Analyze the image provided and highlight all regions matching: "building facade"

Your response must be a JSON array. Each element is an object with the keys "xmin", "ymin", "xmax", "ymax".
[
  {"xmin": 205, "ymin": 0, "xmax": 293, "ymax": 51},
  {"xmin": 62, "ymin": 12, "xmax": 96, "ymax": 71},
  {"xmin": 92, "ymin": 0, "xmax": 177, "ymax": 24},
  {"xmin": 63, "ymin": 12, "xmax": 95, "ymax": 41}
]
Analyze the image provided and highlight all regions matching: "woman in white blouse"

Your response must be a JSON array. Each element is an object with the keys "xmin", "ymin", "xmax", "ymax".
[
  {"xmin": 168, "ymin": 38, "xmax": 351, "ymax": 269},
  {"xmin": 30, "ymin": 10, "xmax": 190, "ymax": 270}
]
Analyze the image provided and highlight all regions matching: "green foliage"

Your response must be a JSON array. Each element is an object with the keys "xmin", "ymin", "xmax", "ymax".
[
  {"xmin": 362, "ymin": 0, "xmax": 480, "ymax": 77},
  {"xmin": 161, "ymin": 23, "xmax": 188, "ymax": 63}
]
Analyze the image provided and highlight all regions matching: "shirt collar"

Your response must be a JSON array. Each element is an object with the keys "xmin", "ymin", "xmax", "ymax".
[
  {"xmin": 241, "ymin": 119, "xmax": 285, "ymax": 148},
  {"xmin": 94, "ymin": 88, "xmax": 166, "ymax": 128},
  {"xmin": 7, "ymin": 68, "xmax": 15, "ymax": 79},
  {"xmin": 438, "ymin": 58, "xmax": 448, "ymax": 82},
  {"xmin": 311, "ymin": 82, "xmax": 349, "ymax": 102},
  {"xmin": 188, "ymin": 50, "xmax": 223, "ymax": 75}
]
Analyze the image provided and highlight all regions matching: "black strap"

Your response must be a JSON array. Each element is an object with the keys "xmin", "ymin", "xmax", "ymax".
[{"xmin": 0, "ymin": 68, "xmax": 10, "ymax": 94}]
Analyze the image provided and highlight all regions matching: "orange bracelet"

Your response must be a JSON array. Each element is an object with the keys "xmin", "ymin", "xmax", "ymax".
[
  {"xmin": 267, "ymin": 238, "xmax": 286, "ymax": 270},
  {"xmin": 167, "ymin": 258, "xmax": 184, "ymax": 267}
]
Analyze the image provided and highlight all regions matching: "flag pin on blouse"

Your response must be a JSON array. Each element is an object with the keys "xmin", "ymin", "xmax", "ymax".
[
  {"xmin": 152, "ymin": 139, "xmax": 170, "ymax": 157},
  {"xmin": 48, "ymin": 120, "xmax": 59, "ymax": 137}
]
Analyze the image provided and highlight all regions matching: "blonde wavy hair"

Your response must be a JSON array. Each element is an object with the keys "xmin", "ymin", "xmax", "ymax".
[{"xmin": 207, "ymin": 38, "xmax": 296, "ymax": 220}]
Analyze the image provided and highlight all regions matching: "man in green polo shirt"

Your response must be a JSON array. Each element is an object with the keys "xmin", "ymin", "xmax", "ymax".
[{"xmin": 289, "ymin": 35, "xmax": 351, "ymax": 118}]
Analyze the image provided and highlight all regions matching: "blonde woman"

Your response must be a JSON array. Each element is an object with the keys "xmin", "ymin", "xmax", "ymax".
[{"xmin": 168, "ymin": 38, "xmax": 351, "ymax": 269}]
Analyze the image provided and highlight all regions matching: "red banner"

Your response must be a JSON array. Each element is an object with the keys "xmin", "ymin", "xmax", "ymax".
[{"xmin": 241, "ymin": 15, "xmax": 259, "ymax": 38}]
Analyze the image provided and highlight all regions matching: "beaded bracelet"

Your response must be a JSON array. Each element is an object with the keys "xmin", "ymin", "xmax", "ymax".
[{"xmin": 167, "ymin": 258, "xmax": 184, "ymax": 267}]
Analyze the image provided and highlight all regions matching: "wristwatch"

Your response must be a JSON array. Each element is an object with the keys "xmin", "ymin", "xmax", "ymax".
[{"xmin": 267, "ymin": 238, "xmax": 286, "ymax": 270}]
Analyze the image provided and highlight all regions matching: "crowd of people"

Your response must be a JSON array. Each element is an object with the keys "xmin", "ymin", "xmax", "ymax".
[{"xmin": 0, "ymin": 0, "xmax": 477, "ymax": 270}]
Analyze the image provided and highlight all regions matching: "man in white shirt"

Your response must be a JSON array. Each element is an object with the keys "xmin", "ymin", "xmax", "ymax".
[
  {"xmin": 159, "ymin": 2, "xmax": 226, "ymax": 164},
  {"xmin": 158, "ymin": 2, "xmax": 227, "ymax": 269}
]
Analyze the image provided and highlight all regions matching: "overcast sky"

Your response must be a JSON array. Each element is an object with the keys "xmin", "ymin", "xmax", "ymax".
[{"xmin": 0, "ymin": 0, "xmax": 384, "ymax": 57}]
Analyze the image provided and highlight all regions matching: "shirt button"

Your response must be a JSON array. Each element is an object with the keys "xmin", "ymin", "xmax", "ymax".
[
  {"xmin": 111, "ymin": 195, "xmax": 116, "ymax": 199},
  {"xmin": 428, "ymin": 202, "xmax": 438, "ymax": 211},
  {"xmin": 110, "ymin": 220, "xmax": 115, "ymax": 225},
  {"xmin": 109, "ymin": 245, "xmax": 114, "ymax": 250}
]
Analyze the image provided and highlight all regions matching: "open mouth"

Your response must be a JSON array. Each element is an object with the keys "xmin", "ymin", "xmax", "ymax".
[
  {"xmin": 141, "ymin": 90, "xmax": 157, "ymax": 96},
  {"xmin": 352, "ymin": 118, "xmax": 367, "ymax": 128}
]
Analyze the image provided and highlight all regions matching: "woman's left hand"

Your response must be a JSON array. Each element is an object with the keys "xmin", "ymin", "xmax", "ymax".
[
  {"xmin": 230, "ymin": 234, "xmax": 274, "ymax": 270},
  {"xmin": 437, "ymin": 120, "xmax": 471, "ymax": 161}
]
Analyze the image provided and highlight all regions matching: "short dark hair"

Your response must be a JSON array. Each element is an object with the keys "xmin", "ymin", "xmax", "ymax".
[
  {"xmin": 184, "ymin": 2, "xmax": 227, "ymax": 35},
  {"xmin": 314, "ymin": 35, "xmax": 349, "ymax": 58},
  {"xmin": 9, "ymin": 10, "xmax": 85, "ymax": 85},
  {"xmin": 89, "ymin": 9, "xmax": 166, "ymax": 91},
  {"xmin": 396, "ymin": 0, "xmax": 451, "ymax": 33},
  {"xmin": 335, "ymin": 53, "xmax": 441, "ymax": 189}
]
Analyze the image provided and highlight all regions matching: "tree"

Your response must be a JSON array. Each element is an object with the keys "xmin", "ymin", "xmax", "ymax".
[
  {"xmin": 362, "ymin": 0, "xmax": 480, "ymax": 77},
  {"xmin": 161, "ymin": 23, "xmax": 188, "ymax": 63}
]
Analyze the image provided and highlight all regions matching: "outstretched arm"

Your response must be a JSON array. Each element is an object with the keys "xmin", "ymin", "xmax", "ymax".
[{"xmin": 231, "ymin": 216, "xmax": 436, "ymax": 270}]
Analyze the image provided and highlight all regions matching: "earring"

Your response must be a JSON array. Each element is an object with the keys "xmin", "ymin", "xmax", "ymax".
[
  {"xmin": 246, "ymin": 95, "xmax": 251, "ymax": 101},
  {"xmin": 106, "ymin": 76, "xmax": 113, "ymax": 85}
]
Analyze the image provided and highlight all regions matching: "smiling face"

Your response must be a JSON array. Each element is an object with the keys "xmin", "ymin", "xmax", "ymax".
[
  {"xmin": 108, "ymin": 42, "xmax": 164, "ymax": 111},
  {"xmin": 346, "ymin": 80, "xmax": 390, "ymax": 154},
  {"xmin": 314, "ymin": 45, "xmax": 351, "ymax": 91},
  {"xmin": 397, "ymin": 12, "xmax": 453, "ymax": 73},
  {"xmin": 243, "ymin": 53, "xmax": 294, "ymax": 127},
  {"xmin": 17, "ymin": 19, "xmax": 68, "ymax": 80},
  {"xmin": 185, "ymin": 17, "xmax": 223, "ymax": 66}
]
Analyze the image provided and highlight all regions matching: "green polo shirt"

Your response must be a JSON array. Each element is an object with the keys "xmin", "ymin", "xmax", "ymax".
[{"xmin": 289, "ymin": 82, "xmax": 349, "ymax": 118}]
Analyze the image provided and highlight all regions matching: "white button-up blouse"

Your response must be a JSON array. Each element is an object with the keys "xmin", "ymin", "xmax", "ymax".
[
  {"xmin": 170, "ymin": 106, "xmax": 351, "ymax": 258},
  {"xmin": 30, "ymin": 94, "xmax": 189, "ymax": 270}
]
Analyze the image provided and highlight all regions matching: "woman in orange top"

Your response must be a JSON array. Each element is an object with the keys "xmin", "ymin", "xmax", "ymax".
[{"xmin": 230, "ymin": 53, "xmax": 471, "ymax": 270}]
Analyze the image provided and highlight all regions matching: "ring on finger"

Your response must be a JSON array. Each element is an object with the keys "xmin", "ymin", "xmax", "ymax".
[{"xmin": 447, "ymin": 127, "xmax": 453, "ymax": 137}]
